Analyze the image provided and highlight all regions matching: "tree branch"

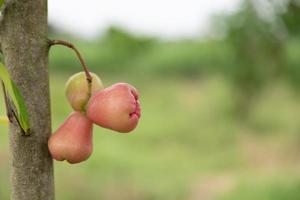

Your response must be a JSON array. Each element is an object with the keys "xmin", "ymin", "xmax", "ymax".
[{"xmin": 0, "ymin": 0, "xmax": 54, "ymax": 198}]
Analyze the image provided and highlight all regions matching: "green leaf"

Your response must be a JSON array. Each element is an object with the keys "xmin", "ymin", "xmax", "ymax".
[
  {"xmin": 0, "ymin": 62, "xmax": 30, "ymax": 134},
  {"xmin": 0, "ymin": 0, "xmax": 4, "ymax": 8}
]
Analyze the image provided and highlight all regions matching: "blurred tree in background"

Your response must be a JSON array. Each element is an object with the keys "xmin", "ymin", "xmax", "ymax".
[
  {"xmin": 101, "ymin": 26, "xmax": 155, "ymax": 62},
  {"xmin": 280, "ymin": 0, "xmax": 300, "ymax": 89},
  {"xmin": 281, "ymin": 0, "xmax": 300, "ymax": 37},
  {"xmin": 221, "ymin": 0, "xmax": 300, "ymax": 117},
  {"xmin": 220, "ymin": 0, "xmax": 288, "ymax": 118}
]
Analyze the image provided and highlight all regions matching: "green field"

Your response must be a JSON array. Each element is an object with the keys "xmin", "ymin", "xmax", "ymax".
[{"xmin": 1, "ymin": 73, "xmax": 300, "ymax": 200}]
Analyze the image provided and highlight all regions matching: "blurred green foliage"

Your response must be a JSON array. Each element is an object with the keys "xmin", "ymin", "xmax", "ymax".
[
  {"xmin": 49, "ymin": 0, "xmax": 300, "ymax": 86},
  {"xmin": 49, "ymin": 28, "xmax": 234, "ymax": 76}
]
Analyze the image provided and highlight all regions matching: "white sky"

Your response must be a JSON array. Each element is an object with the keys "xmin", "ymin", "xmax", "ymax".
[{"xmin": 49, "ymin": 0, "xmax": 240, "ymax": 39}]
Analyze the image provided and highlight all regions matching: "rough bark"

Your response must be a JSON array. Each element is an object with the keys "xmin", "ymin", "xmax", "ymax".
[{"xmin": 0, "ymin": 0, "xmax": 54, "ymax": 199}]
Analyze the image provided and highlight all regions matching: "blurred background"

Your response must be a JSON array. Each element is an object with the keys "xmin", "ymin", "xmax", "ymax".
[{"xmin": 1, "ymin": 0, "xmax": 300, "ymax": 199}]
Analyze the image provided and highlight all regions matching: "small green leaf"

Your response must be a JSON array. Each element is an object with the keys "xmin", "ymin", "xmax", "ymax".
[
  {"xmin": 11, "ymin": 80, "xmax": 31, "ymax": 133},
  {"xmin": 0, "ymin": 62, "xmax": 30, "ymax": 134}
]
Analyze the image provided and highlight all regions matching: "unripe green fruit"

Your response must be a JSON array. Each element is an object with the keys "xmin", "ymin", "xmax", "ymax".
[{"xmin": 65, "ymin": 72, "xmax": 103, "ymax": 111}]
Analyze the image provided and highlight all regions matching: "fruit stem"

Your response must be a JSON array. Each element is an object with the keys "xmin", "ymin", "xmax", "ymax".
[{"xmin": 49, "ymin": 39, "xmax": 93, "ymax": 83}]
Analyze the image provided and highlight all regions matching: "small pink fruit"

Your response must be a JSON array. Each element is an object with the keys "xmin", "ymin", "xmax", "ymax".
[
  {"xmin": 87, "ymin": 83, "xmax": 141, "ymax": 133},
  {"xmin": 65, "ymin": 72, "xmax": 104, "ymax": 111},
  {"xmin": 48, "ymin": 112, "xmax": 93, "ymax": 164}
]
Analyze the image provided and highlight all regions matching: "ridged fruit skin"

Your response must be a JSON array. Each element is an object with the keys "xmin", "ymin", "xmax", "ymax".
[
  {"xmin": 87, "ymin": 83, "xmax": 141, "ymax": 133},
  {"xmin": 65, "ymin": 72, "xmax": 104, "ymax": 111},
  {"xmin": 48, "ymin": 112, "xmax": 93, "ymax": 164}
]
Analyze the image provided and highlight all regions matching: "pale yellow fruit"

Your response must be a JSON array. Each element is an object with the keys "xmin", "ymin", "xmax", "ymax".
[{"xmin": 65, "ymin": 72, "xmax": 104, "ymax": 111}]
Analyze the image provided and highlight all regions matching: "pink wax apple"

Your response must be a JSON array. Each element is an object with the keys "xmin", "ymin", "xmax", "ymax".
[
  {"xmin": 48, "ymin": 112, "xmax": 93, "ymax": 164},
  {"xmin": 86, "ymin": 83, "xmax": 141, "ymax": 133}
]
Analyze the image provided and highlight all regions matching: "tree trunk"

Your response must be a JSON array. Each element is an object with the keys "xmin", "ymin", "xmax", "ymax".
[{"xmin": 0, "ymin": 0, "xmax": 54, "ymax": 199}]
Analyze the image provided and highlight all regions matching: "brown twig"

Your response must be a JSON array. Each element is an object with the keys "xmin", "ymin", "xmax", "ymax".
[{"xmin": 48, "ymin": 39, "xmax": 92, "ymax": 82}]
